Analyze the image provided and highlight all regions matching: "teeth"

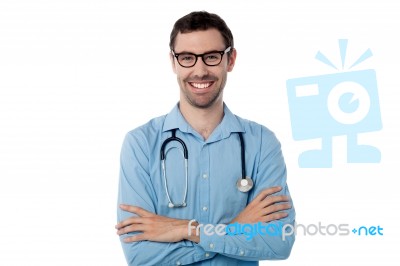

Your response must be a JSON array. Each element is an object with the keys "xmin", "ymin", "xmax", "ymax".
[{"xmin": 191, "ymin": 82, "xmax": 211, "ymax": 89}]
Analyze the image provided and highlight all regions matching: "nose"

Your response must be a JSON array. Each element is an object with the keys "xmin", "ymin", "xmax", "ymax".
[{"xmin": 191, "ymin": 56, "xmax": 209, "ymax": 77}]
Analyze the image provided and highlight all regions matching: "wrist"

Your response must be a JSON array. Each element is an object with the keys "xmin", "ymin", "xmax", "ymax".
[{"xmin": 183, "ymin": 219, "xmax": 200, "ymax": 243}]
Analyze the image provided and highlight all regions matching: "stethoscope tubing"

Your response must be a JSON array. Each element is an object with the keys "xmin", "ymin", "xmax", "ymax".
[
  {"xmin": 160, "ymin": 129, "xmax": 188, "ymax": 160},
  {"xmin": 160, "ymin": 129, "xmax": 189, "ymax": 207},
  {"xmin": 160, "ymin": 129, "xmax": 252, "ymax": 208},
  {"xmin": 238, "ymin": 132, "xmax": 246, "ymax": 180}
]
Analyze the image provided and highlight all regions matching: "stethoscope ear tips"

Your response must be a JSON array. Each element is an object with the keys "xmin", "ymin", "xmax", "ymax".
[
  {"xmin": 168, "ymin": 202, "xmax": 187, "ymax": 208},
  {"xmin": 237, "ymin": 177, "xmax": 253, "ymax": 192}
]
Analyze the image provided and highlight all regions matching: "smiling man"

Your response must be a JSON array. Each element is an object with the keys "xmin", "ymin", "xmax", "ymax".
[{"xmin": 116, "ymin": 11, "xmax": 295, "ymax": 265}]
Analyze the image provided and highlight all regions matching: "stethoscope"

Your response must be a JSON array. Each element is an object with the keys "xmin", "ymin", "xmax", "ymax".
[{"xmin": 160, "ymin": 129, "xmax": 253, "ymax": 208}]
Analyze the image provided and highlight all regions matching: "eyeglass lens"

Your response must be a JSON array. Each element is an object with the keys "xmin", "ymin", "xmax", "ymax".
[{"xmin": 177, "ymin": 52, "xmax": 222, "ymax": 67}]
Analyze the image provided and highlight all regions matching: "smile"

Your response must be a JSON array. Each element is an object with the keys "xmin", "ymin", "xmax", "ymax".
[{"xmin": 189, "ymin": 82, "xmax": 213, "ymax": 89}]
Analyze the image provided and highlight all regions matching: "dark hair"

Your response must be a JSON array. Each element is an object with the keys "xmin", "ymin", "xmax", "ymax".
[{"xmin": 169, "ymin": 11, "xmax": 234, "ymax": 53}]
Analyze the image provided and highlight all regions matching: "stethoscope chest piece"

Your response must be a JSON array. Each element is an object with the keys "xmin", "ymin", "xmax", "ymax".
[{"xmin": 236, "ymin": 177, "xmax": 253, "ymax": 192}]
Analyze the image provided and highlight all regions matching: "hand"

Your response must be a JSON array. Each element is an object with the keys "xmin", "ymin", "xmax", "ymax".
[
  {"xmin": 115, "ymin": 205, "xmax": 199, "ymax": 243},
  {"xmin": 230, "ymin": 186, "xmax": 291, "ymax": 224}
]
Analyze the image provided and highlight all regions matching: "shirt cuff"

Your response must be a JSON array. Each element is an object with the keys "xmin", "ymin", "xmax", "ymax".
[{"xmin": 198, "ymin": 225, "xmax": 225, "ymax": 254}]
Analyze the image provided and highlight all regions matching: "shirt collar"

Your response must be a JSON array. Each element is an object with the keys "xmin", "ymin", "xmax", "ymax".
[{"xmin": 162, "ymin": 103, "xmax": 245, "ymax": 139}]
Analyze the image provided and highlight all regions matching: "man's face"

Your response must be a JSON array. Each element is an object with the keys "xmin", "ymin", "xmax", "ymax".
[{"xmin": 171, "ymin": 29, "xmax": 236, "ymax": 109}]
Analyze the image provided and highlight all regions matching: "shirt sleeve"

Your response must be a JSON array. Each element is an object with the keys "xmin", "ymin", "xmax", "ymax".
[
  {"xmin": 117, "ymin": 130, "xmax": 215, "ymax": 266},
  {"xmin": 198, "ymin": 127, "xmax": 296, "ymax": 261}
]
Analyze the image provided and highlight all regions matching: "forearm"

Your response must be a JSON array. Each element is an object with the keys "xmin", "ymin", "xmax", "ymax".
[
  {"xmin": 120, "ymin": 238, "xmax": 213, "ymax": 266},
  {"xmin": 196, "ymin": 183, "xmax": 296, "ymax": 261},
  {"xmin": 118, "ymin": 212, "xmax": 207, "ymax": 265},
  {"xmin": 118, "ymin": 219, "xmax": 212, "ymax": 265},
  {"xmin": 198, "ymin": 211, "xmax": 296, "ymax": 261}
]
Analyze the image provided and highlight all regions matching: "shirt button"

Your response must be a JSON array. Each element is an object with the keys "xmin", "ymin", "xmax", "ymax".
[
  {"xmin": 202, "ymin": 206, "xmax": 208, "ymax": 211},
  {"xmin": 176, "ymin": 261, "xmax": 181, "ymax": 265},
  {"xmin": 239, "ymin": 250, "xmax": 245, "ymax": 256},
  {"xmin": 205, "ymin": 253, "xmax": 210, "ymax": 257},
  {"xmin": 202, "ymin": 174, "xmax": 208, "ymax": 179},
  {"xmin": 209, "ymin": 243, "xmax": 214, "ymax": 249}
]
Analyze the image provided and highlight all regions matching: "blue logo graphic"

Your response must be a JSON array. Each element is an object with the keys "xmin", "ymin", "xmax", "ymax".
[{"xmin": 286, "ymin": 39, "xmax": 382, "ymax": 168}]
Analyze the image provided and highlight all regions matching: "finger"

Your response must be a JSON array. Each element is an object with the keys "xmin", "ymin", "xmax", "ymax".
[
  {"xmin": 261, "ymin": 195, "xmax": 290, "ymax": 208},
  {"xmin": 261, "ymin": 203, "xmax": 292, "ymax": 216},
  {"xmin": 262, "ymin": 211, "xmax": 289, "ymax": 223},
  {"xmin": 117, "ymin": 224, "xmax": 147, "ymax": 235},
  {"xmin": 119, "ymin": 204, "xmax": 154, "ymax": 217},
  {"xmin": 115, "ymin": 217, "xmax": 143, "ymax": 229},
  {"xmin": 253, "ymin": 186, "xmax": 282, "ymax": 203}
]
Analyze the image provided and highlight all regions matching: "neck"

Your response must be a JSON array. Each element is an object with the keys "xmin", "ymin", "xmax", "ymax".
[{"xmin": 179, "ymin": 101, "xmax": 224, "ymax": 140}]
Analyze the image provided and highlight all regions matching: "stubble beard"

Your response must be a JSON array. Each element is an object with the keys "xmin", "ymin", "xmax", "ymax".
[{"xmin": 180, "ymin": 74, "xmax": 227, "ymax": 109}]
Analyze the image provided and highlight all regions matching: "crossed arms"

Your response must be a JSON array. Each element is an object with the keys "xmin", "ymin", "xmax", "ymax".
[
  {"xmin": 117, "ymin": 186, "xmax": 290, "ymax": 243},
  {"xmin": 116, "ymin": 129, "xmax": 295, "ymax": 265}
]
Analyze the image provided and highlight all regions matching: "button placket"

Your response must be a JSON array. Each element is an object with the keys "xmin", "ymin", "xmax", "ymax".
[{"xmin": 199, "ymin": 144, "xmax": 210, "ymax": 222}]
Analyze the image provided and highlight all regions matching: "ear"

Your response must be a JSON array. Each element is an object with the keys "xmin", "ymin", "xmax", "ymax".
[
  {"xmin": 227, "ymin": 48, "xmax": 237, "ymax": 72},
  {"xmin": 170, "ymin": 52, "xmax": 177, "ymax": 74}
]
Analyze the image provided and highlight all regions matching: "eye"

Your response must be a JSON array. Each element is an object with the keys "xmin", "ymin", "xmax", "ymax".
[
  {"xmin": 179, "ymin": 54, "xmax": 195, "ymax": 62},
  {"xmin": 204, "ymin": 53, "xmax": 220, "ymax": 62}
]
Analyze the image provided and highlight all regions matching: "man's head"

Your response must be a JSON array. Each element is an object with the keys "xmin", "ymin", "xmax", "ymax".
[
  {"xmin": 169, "ymin": 11, "xmax": 237, "ymax": 109},
  {"xmin": 169, "ymin": 11, "xmax": 234, "ymax": 56}
]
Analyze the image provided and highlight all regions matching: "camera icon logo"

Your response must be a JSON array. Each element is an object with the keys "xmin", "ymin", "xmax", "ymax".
[{"xmin": 286, "ymin": 40, "xmax": 382, "ymax": 168}]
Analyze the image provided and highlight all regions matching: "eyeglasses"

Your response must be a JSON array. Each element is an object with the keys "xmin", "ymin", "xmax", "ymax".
[{"xmin": 172, "ymin": 47, "xmax": 232, "ymax": 68}]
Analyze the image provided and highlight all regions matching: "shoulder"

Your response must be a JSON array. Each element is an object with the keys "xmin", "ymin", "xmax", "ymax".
[
  {"xmin": 233, "ymin": 114, "xmax": 282, "ymax": 155},
  {"xmin": 123, "ymin": 115, "xmax": 167, "ymax": 146},
  {"xmin": 235, "ymin": 114, "xmax": 276, "ymax": 139}
]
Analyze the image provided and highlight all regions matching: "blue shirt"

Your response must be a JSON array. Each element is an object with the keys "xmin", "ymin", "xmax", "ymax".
[{"xmin": 117, "ymin": 104, "xmax": 295, "ymax": 266}]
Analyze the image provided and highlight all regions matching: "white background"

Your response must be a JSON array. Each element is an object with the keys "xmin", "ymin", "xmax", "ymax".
[{"xmin": 1, "ymin": 0, "xmax": 399, "ymax": 265}]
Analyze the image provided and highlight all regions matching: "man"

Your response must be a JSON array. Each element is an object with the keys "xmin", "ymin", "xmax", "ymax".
[{"xmin": 116, "ymin": 11, "xmax": 295, "ymax": 265}]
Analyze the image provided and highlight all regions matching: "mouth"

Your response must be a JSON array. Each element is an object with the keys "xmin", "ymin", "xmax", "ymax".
[{"xmin": 188, "ymin": 82, "xmax": 214, "ymax": 90}]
